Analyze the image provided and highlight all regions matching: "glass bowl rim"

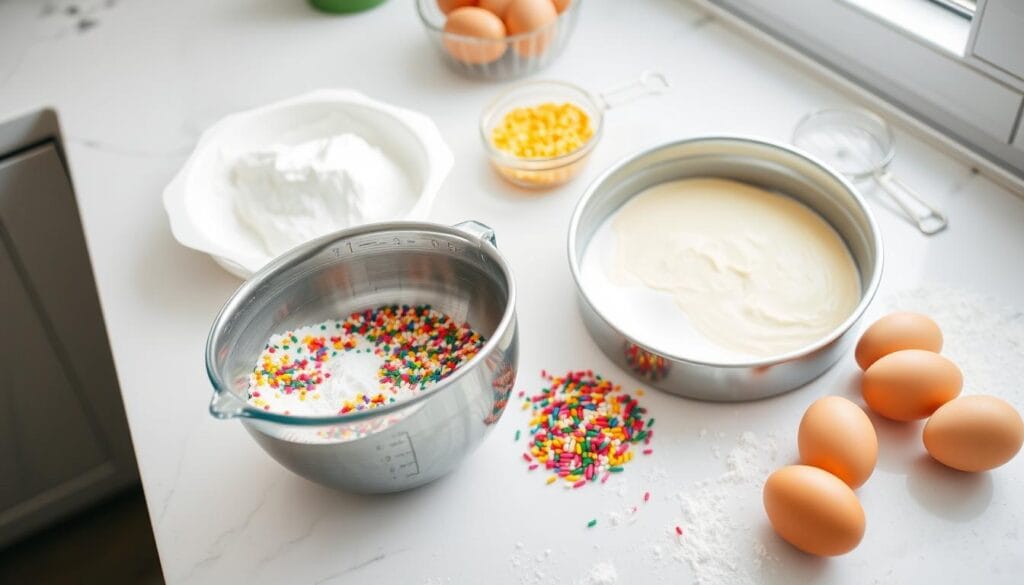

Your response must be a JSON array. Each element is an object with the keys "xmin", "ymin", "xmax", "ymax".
[
  {"xmin": 415, "ymin": 0, "xmax": 582, "ymax": 43},
  {"xmin": 479, "ymin": 79, "xmax": 604, "ymax": 167}
]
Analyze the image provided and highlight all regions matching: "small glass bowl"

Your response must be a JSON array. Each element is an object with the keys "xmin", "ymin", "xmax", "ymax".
[
  {"xmin": 416, "ymin": 0, "xmax": 582, "ymax": 80},
  {"xmin": 480, "ymin": 79, "xmax": 603, "ymax": 189}
]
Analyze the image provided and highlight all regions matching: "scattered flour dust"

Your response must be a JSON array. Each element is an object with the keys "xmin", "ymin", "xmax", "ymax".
[
  {"xmin": 667, "ymin": 431, "xmax": 780, "ymax": 585},
  {"xmin": 508, "ymin": 543, "xmax": 619, "ymax": 584},
  {"xmin": 585, "ymin": 561, "xmax": 619, "ymax": 584},
  {"xmin": 886, "ymin": 285, "xmax": 1024, "ymax": 404},
  {"xmin": 508, "ymin": 543, "xmax": 554, "ymax": 585},
  {"xmin": 507, "ymin": 433, "xmax": 780, "ymax": 585}
]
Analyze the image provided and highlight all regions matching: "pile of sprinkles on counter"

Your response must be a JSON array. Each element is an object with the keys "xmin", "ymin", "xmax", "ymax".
[
  {"xmin": 519, "ymin": 370, "xmax": 654, "ymax": 488},
  {"xmin": 247, "ymin": 305, "xmax": 485, "ymax": 416}
]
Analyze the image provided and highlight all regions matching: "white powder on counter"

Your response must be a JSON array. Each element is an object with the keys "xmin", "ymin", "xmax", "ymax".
[
  {"xmin": 667, "ymin": 432, "xmax": 780, "ymax": 585},
  {"xmin": 509, "ymin": 544, "xmax": 619, "ymax": 585},
  {"xmin": 508, "ymin": 543, "xmax": 549, "ymax": 585},
  {"xmin": 230, "ymin": 133, "xmax": 414, "ymax": 256},
  {"xmin": 585, "ymin": 562, "xmax": 619, "ymax": 585},
  {"xmin": 885, "ymin": 285, "xmax": 1024, "ymax": 404}
]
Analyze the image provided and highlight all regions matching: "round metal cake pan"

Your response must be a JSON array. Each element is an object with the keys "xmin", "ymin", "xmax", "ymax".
[{"xmin": 567, "ymin": 136, "xmax": 883, "ymax": 401}]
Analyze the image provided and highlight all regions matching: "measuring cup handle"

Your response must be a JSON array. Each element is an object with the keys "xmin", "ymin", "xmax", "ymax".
[
  {"xmin": 875, "ymin": 172, "xmax": 948, "ymax": 235},
  {"xmin": 454, "ymin": 220, "xmax": 497, "ymax": 247},
  {"xmin": 596, "ymin": 71, "xmax": 670, "ymax": 110}
]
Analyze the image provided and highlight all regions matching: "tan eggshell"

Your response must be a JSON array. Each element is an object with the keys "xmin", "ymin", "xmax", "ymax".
[
  {"xmin": 855, "ymin": 312, "xmax": 943, "ymax": 370},
  {"xmin": 924, "ymin": 395, "xmax": 1024, "ymax": 472},
  {"xmin": 551, "ymin": 0, "xmax": 571, "ymax": 12},
  {"xmin": 443, "ymin": 7, "xmax": 507, "ymax": 65},
  {"xmin": 438, "ymin": 0, "xmax": 478, "ymax": 14},
  {"xmin": 798, "ymin": 396, "xmax": 878, "ymax": 488},
  {"xmin": 505, "ymin": 0, "xmax": 558, "ymax": 57},
  {"xmin": 479, "ymin": 0, "xmax": 514, "ymax": 17},
  {"xmin": 763, "ymin": 465, "xmax": 866, "ymax": 556},
  {"xmin": 862, "ymin": 349, "xmax": 962, "ymax": 421}
]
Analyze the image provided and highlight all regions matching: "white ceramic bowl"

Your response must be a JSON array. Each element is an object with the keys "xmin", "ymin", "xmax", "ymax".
[{"xmin": 162, "ymin": 90, "xmax": 454, "ymax": 278}]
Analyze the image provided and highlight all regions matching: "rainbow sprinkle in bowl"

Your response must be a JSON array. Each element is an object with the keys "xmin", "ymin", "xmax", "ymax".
[{"xmin": 206, "ymin": 220, "xmax": 519, "ymax": 493}]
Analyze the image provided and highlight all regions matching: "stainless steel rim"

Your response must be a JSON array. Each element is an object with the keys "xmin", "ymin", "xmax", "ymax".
[
  {"xmin": 206, "ymin": 220, "xmax": 518, "ymax": 426},
  {"xmin": 567, "ymin": 135, "xmax": 884, "ymax": 369}
]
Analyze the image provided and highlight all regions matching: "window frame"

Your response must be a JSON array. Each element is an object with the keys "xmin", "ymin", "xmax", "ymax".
[{"xmin": 693, "ymin": 0, "xmax": 1024, "ymax": 190}]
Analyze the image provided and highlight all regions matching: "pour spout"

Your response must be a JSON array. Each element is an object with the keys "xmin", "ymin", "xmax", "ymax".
[{"xmin": 209, "ymin": 391, "xmax": 247, "ymax": 419}]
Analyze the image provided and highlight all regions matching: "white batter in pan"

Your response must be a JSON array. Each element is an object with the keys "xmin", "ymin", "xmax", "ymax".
[{"xmin": 580, "ymin": 178, "xmax": 860, "ymax": 361}]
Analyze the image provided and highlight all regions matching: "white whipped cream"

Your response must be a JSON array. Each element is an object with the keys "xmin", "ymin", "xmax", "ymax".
[{"xmin": 230, "ymin": 133, "xmax": 413, "ymax": 256}]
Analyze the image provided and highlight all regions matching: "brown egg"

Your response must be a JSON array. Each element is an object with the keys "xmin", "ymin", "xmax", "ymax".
[
  {"xmin": 551, "ymin": 0, "xmax": 571, "ymax": 12},
  {"xmin": 479, "ymin": 0, "xmax": 514, "ymax": 18},
  {"xmin": 443, "ymin": 7, "xmax": 507, "ymax": 65},
  {"xmin": 924, "ymin": 395, "xmax": 1024, "ymax": 472},
  {"xmin": 763, "ymin": 465, "xmax": 866, "ymax": 556},
  {"xmin": 438, "ymin": 0, "xmax": 478, "ymax": 14},
  {"xmin": 505, "ymin": 0, "xmax": 558, "ymax": 57},
  {"xmin": 798, "ymin": 396, "xmax": 878, "ymax": 488},
  {"xmin": 855, "ymin": 312, "xmax": 943, "ymax": 370},
  {"xmin": 862, "ymin": 349, "xmax": 962, "ymax": 421}
]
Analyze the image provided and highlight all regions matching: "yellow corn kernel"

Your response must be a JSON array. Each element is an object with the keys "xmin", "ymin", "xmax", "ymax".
[{"xmin": 491, "ymin": 102, "xmax": 594, "ymax": 159}]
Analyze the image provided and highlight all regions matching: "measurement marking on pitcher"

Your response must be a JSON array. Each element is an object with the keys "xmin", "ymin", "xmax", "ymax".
[{"xmin": 378, "ymin": 431, "xmax": 420, "ymax": 479}]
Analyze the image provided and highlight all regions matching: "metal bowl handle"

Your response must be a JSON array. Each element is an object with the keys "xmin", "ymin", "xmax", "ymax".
[{"xmin": 454, "ymin": 220, "xmax": 497, "ymax": 247}]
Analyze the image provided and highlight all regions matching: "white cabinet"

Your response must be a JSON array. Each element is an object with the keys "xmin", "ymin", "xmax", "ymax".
[{"xmin": 0, "ymin": 110, "xmax": 139, "ymax": 547}]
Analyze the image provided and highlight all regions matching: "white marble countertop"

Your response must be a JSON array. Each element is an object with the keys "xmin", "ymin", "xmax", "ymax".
[{"xmin": 2, "ymin": 0, "xmax": 1023, "ymax": 583}]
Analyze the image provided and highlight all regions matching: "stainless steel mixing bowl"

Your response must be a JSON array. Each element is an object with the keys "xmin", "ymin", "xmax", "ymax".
[
  {"xmin": 206, "ymin": 221, "xmax": 518, "ymax": 493},
  {"xmin": 568, "ymin": 137, "xmax": 883, "ymax": 401}
]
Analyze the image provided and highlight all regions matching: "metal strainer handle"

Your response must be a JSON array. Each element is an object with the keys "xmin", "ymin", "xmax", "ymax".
[
  {"xmin": 874, "ymin": 171, "xmax": 949, "ymax": 235},
  {"xmin": 595, "ymin": 71, "xmax": 670, "ymax": 110}
]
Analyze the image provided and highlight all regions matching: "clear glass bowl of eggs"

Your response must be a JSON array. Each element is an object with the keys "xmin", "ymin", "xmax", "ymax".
[
  {"xmin": 416, "ymin": 0, "xmax": 581, "ymax": 79},
  {"xmin": 480, "ymin": 79, "xmax": 602, "ymax": 188}
]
